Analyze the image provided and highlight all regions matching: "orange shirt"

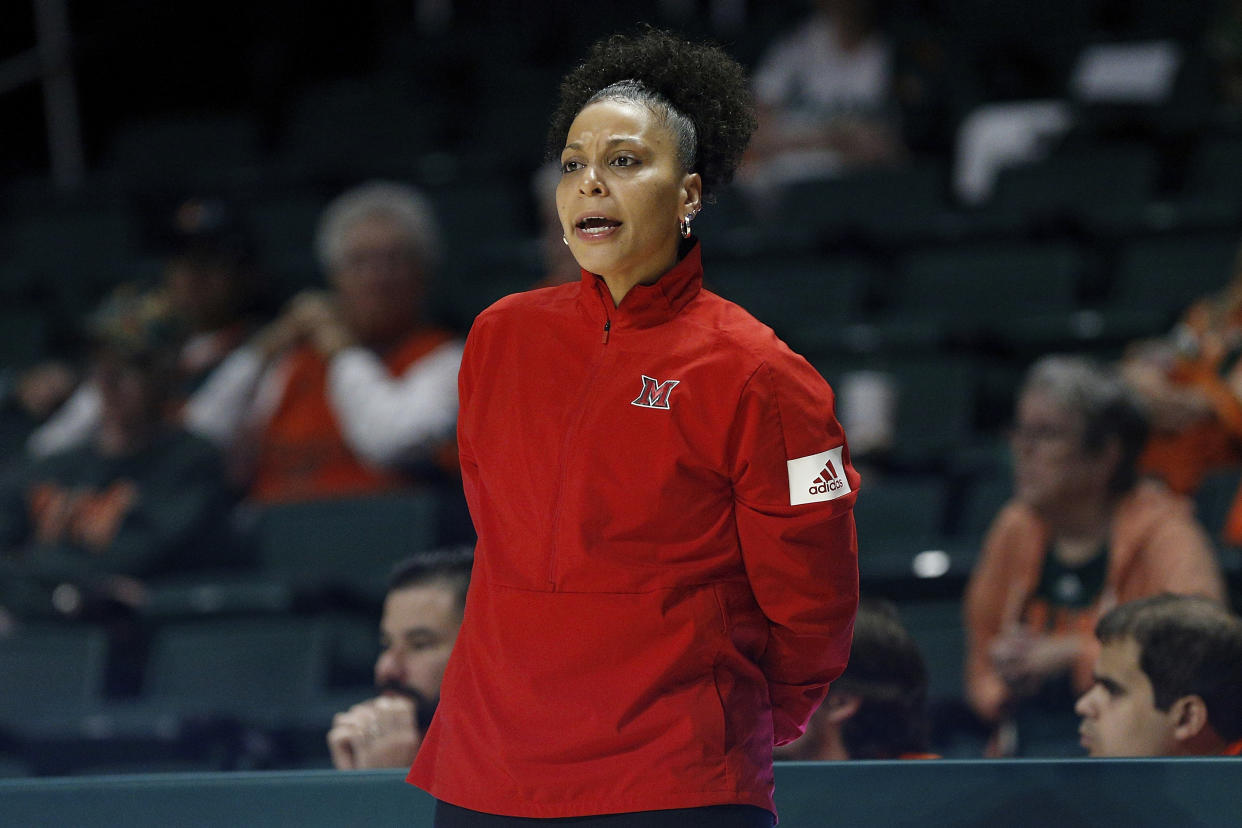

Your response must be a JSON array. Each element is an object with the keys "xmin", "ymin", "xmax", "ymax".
[
  {"xmin": 250, "ymin": 329, "xmax": 453, "ymax": 503},
  {"xmin": 964, "ymin": 483, "xmax": 1226, "ymax": 723}
]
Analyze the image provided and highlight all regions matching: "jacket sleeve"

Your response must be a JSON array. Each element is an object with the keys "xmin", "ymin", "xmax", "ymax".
[
  {"xmin": 326, "ymin": 342, "xmax": 464, "ymax": 468},
  {"xmin": 727, "ymin": 354, "xmax": 860, "ymax": 746}
]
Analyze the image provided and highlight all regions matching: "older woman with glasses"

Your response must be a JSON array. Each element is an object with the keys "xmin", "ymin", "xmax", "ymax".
[{"xmin": 964, "ymin": 354, "xmax": 1226, "ymax": 756}]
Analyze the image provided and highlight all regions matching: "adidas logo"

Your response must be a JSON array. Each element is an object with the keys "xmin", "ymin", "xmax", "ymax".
[
  {"xmin": 787, "ymin": 446, "xmax": 852, "ymax": 506},
  {"xmin": 808, "ymin": 462, "xmax": 846, "ymax": 496}
]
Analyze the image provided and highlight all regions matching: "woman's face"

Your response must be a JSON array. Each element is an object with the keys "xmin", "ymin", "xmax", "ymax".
[
  {"xmin": 1010, "ymin": 388, "xmax": 1113, "ymax": 513},
  {"xmin": 556, "ymin": 99, "xmax": 701, "ymax": 292},
  {"xmin": 332, "ymin": 214, "xmax": 423, "ymax": 347}
]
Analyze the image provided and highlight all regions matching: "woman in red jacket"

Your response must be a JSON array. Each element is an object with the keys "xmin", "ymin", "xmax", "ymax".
[{"xmin": 410, "ymin": 29, "xmax": 860, "ymax": 827}]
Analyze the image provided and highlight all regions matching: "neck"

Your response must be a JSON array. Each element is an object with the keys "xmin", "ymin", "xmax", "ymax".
[
  {"xmin": 359, "ymin": 322, "xmax": 421, "ymax": 356},
  {"xmin": 1039, "ymin": 490, "xmax": 1114, "ymax": 555},
  {"xmin": 1176, "ymin": 729, "xmax": 1230, "ymax": 757},
  {"xmin": 95, "ymin": 420, "xmax": 157, "ymax": 457},
  {"xmin": 599, "ymin": 247, "xmax": 680, "ymax": 308}
]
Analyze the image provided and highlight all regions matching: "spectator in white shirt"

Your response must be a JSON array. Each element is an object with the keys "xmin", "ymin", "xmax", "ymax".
[{"xmin": 189, "ymin": 180, "xmax": 463, "ymax": 503}]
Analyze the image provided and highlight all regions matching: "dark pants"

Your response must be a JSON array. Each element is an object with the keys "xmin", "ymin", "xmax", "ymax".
[{"xmin": 434, "ymin": 801, "xmax": 775, "ymax": 828}]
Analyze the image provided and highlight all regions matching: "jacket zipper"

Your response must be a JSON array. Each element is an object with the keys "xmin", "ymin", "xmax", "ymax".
[{"xmin": 547, "ymin": 306, "xmax": 613, "ymax": 588}]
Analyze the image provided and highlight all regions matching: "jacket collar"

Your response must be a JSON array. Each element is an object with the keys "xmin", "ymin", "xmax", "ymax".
[{"xmin": 576, "ymin": 239, "xmax": 703, "ymax": 330}]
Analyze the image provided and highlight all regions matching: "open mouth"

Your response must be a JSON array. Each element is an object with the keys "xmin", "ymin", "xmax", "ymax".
[{"xmin": 575, "ymin": 216, "xmax": 622, "ymax": 236}]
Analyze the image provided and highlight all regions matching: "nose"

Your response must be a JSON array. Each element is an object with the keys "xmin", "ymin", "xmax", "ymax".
[
  {"xmin": 578, "ymin": 163, "xmax": 607, "ymax": 196},
  {"xmin": 375, "ymin": 649, "xmax": 403, "ymax": 685},
  {"xmin": 1074, "ymin": 687, "xmax": 1096, "ymax": 718}
]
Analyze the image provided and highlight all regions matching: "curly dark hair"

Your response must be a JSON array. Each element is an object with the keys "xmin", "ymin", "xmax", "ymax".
[{"xmin": 546, "ymin": 27, "xmax": 757, "ymax": 200}]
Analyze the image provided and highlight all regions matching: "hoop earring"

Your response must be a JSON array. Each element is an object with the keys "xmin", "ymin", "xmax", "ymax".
[
  {"xmin": 679, "ymin": 214, "xmax": 693, "ymax": 239},
  {"xmin": 562, "ymin": 236, "xmax": 569, "ymax": 246}
]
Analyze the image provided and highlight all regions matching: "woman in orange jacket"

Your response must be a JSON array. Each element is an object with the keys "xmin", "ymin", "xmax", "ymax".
[{"xmin": 964, "ymin": 356, "xmax": 1226, "ymax": 755}]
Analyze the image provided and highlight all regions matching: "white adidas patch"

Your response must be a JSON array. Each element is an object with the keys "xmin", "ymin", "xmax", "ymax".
[{"xmin": 787, "ymin": 446, "xmax": 851, "ymax": 506}]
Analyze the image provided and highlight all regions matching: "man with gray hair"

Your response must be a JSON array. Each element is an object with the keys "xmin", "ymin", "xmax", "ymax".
[{"xmin": 188, "ymin": 180, "xmax": 463, "ymax": 501}]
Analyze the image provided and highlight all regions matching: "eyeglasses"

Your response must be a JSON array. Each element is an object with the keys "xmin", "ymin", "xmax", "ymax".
[
  {"xmin": 340, "ymin": 244, "xmax": 418, "ymax": 270},
  {"xmin": 1008, "ymin": 422, "xmax": 1081, "ymax": 446}
]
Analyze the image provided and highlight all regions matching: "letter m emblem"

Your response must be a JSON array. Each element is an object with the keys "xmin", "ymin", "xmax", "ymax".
[{"xmin": 631, "ymin": 375, "xmax": 680, "ymax": 410}]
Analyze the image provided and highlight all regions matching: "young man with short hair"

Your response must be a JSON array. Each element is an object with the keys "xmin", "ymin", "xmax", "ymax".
[{"xmin": 1075, "ymin": 593, "xmax": 1242, "ymax": 757}]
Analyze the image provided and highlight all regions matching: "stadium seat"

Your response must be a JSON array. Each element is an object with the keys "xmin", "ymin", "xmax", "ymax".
[
  {"xmin": 249, "ymin": 492, "xmax": 441, "ymax": 598},
  {"xmin": 279, "ymin": 78, "xmax": 448, "ymax": 182},
  {"xmin": 887, "ymin": 241, "xmax": 1086, "ymax": 337},
  {"xmin": 705, "ymin": 254, "xmax": 872, "ymax": 349},
  {"xmin": 814, "ymin": 353, "xmax": 981, "ymax": 471},
  {"xmin": 243, "ymin": 194, "xmax": 329, "ymax": 300},
  {"xmin": 144, "ymin": 617, "xmax": 328, "ymax": 718},
  {"xmin": 988, "ymin": 144, "xmax": 1158, "ymax": 226},
  {"xmin": 1107, "ymin": 234, "xmax": 1238, "ymax": 320},
  {"xmin": 103, "ymin": 114, "xmax": 261, "ymax": 194},
  {"xmin": 139, "ymin": 575, "xmax": 294, "ymax": 621},
  {"xmin": 956, "ymin": 464, "xmax": 1014, "ymax": 543},
  {"xmin": 769, "ymin": 162, "xmax": 947, "ymax": 248},
  {"xmin": 0, "ymin": 308, "xmax": 49, "ymax": 368},
  {"xmin": 1185, "ymin": 136, "xmax": 1242, "ymax": 204},
  {"xmin": 0, "ymin": 625, "xmax": 109, "ymax": 723},
  {"xmin": 895, "ymin": 598, "xmax": 966, "ymax": 703},
  {"xmin": 0, "ymin": 211, "xmax": 139, "ymax": 314},
  {"xmin": 852, "ymin": 476, "xmax": 949, "ymax": 556}
]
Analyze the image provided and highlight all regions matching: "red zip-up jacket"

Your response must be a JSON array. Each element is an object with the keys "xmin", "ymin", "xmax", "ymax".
[{"xmin": 408, "ymin": 242, "xmax": 859, "ymax": 819}]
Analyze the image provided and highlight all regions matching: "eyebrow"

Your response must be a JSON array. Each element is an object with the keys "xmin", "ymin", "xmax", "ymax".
[
  {"xmin": 562, "ymin": 137, "xmax": 645, "ymax": 152},
  {"xmin": 1093, "ymin": 674, "xmax": 1125, "ymax": 695}
]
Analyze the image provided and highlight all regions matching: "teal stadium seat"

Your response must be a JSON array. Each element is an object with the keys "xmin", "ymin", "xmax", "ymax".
[
  {"xmin": 1186, "ymin": 137, "xmax": 1242, "ymax": 205},
  {"xmin": 852, "ymin": 476, "xmax": 948, "ymax": 557},
  {"xmin": 887, "ymin": 242, "xmax": 1086, "ymax": 338},
  {"xmin": 895, "ymin": 598, "xmax": 966, "ymax": 704},
  {"xmin": 144, "ymin": 617, "xmax": 328, "ymax": 719},
  {"xmin": 0, "ymin": 308, "xmax": 49, "ymax": 368},
  {"xmin": 989, "ymin": 145, "xmax": 1158, "ymax": 227},
  {"xmin": 770, "ymin": 162, "xmax": 946, "ymax": 248},
  {"xmin": 705, "ymin": 254, "xmax": 871, "ymax": 351},
  {"xmin": 103, "ymin": 114, "xmax": 261, "ymax": 195},
  {"xmin": 1108, "ymin": 234, "xmax": 1239, "ymax": 323},
  {"xmin": 250, "ymin": 492, "xmax": 441, "ymax": 599},
  {"xmin": 814, "ymin": 353, "xmax": 980, "ymax": 471},
  {"xmin": 0, "ymin": 625, "xmax": 109, "ymax": 723},
  {"xmin": 243, "ymin": 194, "xmax": 329, "ymax": 300},
  {"xmin": 279, "ymin": 78, "xmax": 449, "ymax": 183},
  {"xmin": 0, "ymin": 210, "xmax": 139, "ymax": 314}
]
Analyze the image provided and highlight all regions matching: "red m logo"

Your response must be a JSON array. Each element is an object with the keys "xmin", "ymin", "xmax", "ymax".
[{"xmin": 631, "ymin": 375, "xmax": 680, "ymax": 409}]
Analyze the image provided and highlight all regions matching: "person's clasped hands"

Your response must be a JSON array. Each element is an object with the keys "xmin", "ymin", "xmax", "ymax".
[
  {"xmin": 327, "ymin": 694, "xmax": 421, "ymax": 770},
  {"xmin": 253, "ymin": 290, "xmax": 356, "ymax": 361}
]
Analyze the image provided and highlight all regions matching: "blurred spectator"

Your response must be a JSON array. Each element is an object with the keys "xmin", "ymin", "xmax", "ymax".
[
  {"xmin": 964, "ymin": 355, "xmax": 1226, "ymax": 755},
  {"xmin": 193, "ymin": 180, "xmax": 463, "ymax": 503},
  {"xmin": 776, "ymin": 598, "xmax": 935, "ymax": 761},
  {"xmin": 0, "ymin": 290, "xmax": 238, "ymax": 620},
  {"xmin": 1121, "ymin": 252, "xmax": 1242, "ymax": 543},
  {"xmin": 740, "ymin": 0, "xmax": 905, "ymax": 196},
  {"xmin": 26, "ymin": 197, "xmax": 263, "ymax": 459},
  {"xmin": 328, "ymin": 547, "xmax": 471, "ymax": 770},
  {"xmin": 1075, "ymin": 594, "xmax": 1242, "ymax": 757}
]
